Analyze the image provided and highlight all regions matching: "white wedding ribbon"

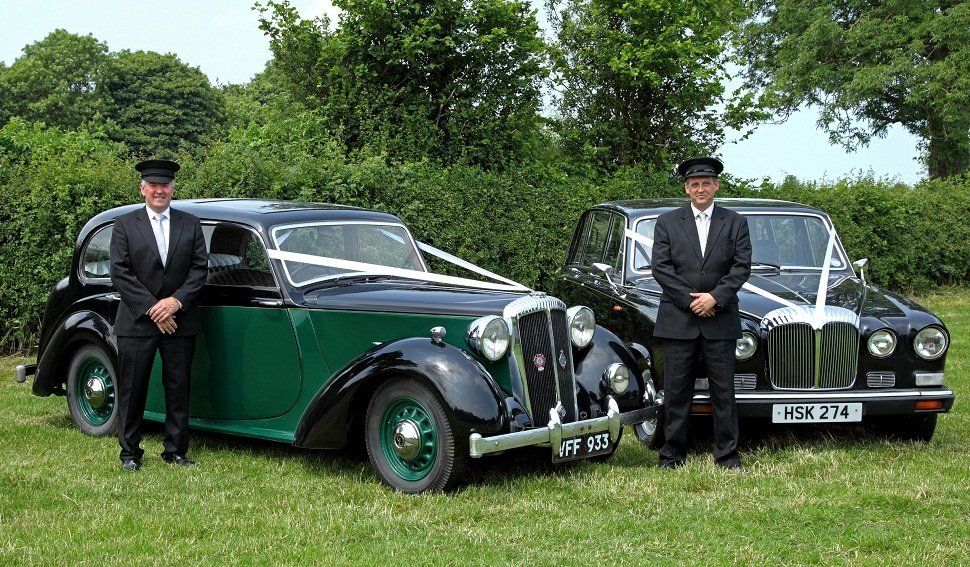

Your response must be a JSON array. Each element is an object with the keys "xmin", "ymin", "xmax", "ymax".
[
  {"xmin": 814, "ymin": 226, "xmax": 838, "ymax": 317},
  {"xmin": 417, "ymin": 241, "xmax": 525, "ymax": 288},
  {"xmin": 265, "ymin": 248, "xmax": 531, "ymax": 292}
]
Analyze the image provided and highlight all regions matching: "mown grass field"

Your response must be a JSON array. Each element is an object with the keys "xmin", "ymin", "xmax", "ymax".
[{"xmin": 1, "ymin": 290, "xmax": 967, "ymax": 565}]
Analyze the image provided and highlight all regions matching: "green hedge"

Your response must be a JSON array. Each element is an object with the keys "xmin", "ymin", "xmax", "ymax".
[{"xmin": 2, "ymin": 117, "xmax": 967, "ymax": 353}]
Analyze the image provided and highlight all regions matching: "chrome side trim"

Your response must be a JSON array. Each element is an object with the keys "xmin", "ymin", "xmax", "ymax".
[
  {"xmin": 692, "ymin": 389, "xmax": 954, "ymax": 401},
  {"xmin": 469, "ymin": 398, "xmax": 661, "ymax": 458}
]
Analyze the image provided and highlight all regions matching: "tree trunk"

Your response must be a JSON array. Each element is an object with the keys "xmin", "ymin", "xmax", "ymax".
[{"xmin": 926, "ymin": 115, "xmax": 970, "ymax": 179}]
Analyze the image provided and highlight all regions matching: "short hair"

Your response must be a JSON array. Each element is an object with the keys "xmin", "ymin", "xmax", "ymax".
[{"xmin": 140, "ymin": 179, "xmax": 175, "ymax": 189}]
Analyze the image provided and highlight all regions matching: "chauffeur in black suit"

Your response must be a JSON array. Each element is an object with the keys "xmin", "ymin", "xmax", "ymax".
[
  {"xmin": 109, "ymin": 159, "xmax": 207, "ymax": 471},
  {"xmin": 651, "ymin": 157, "xmax": 751, "ymax": 469}
]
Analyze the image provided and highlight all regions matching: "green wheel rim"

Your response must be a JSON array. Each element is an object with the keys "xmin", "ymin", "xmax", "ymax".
[
  {"xmin": 379, "ymin": 397, "xmax": 438, "ymax": 481},
  {"xmin": 75, "ymin": 358, "xmax": 115, "ymax": 426}
]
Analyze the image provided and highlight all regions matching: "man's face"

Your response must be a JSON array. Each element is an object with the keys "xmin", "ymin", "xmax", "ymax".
[
  {"xmin": 684, "ymin": 176, "xmax": 719, "ymax": 209},
  {"xmin": 141, "ymin": 181, "xmax": 174, "ymax": 213}
]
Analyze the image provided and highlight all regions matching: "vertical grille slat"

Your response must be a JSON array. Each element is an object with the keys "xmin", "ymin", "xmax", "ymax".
[{"xmin": 551, "ymin": 310, "xmax": 577, "ymax": 422}]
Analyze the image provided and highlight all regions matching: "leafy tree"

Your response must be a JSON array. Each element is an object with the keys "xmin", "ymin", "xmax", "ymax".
[
  {"xmin": 97, "ymin": 50, "xmax": 225, "ymax": 157},
  {"xmin": 546, "ymin": 0, "xmax": 764, "ymax": 171},
  {"xmin": 257, "ymin": 0, "xmax": 548, "ymax": 167},
  {"xmin": 0, "ymin": 30, "xmax": 109, "ymax": 130},
  {"xmin": 738, "ymin": 0, "xmax": 970, "ymax": 178}
]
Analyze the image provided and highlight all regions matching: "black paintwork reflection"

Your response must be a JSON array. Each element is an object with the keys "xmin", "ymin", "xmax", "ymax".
[
  {"xmin": 295, "ymin": 338, "xmax": 508, "ymax": 449},
  {"xmin": 304, "ymin": 282, "xmax": 522, "ymax": 316}
]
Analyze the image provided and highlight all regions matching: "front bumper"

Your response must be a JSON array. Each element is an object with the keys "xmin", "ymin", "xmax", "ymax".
[
  {"xmin": 469, "ymin": 396, "xmax": 662, "ymax": 458},
  {"xmin": 690, "ymin": 389, "xmax": 955, "ymax": 418}
]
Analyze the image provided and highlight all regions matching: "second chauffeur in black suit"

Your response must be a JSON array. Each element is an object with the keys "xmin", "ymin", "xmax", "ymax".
[
  {"xmin": 110, "ymin": 159, "xmax": 207, "ymax": 471},
  {"xmin": 651, "ymin": 157, "xmax": 751, "ymax": 469}
]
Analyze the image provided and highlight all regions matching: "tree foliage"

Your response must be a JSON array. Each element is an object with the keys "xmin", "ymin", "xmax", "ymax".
[
  {"xmin": 546, "ymin": 0, "xmax": 764, "ymax": 171},
  {"xmin": 97, "ymin": 50, "xmax": 225, "ymax": 158},
  {"xmin": 257, "ymin": 0, "xmax": 548, "ymax": 167},
  {"xmin": 738, "ymin": 0, "xmax": 970, "ymax": 178},
  {"xmin": 0, "ymin": 29, "xmax": 109, "ymax": 130}
]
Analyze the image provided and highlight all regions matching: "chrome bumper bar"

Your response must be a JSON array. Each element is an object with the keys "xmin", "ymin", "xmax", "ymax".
[
  {"xmin": 468, "ymin": 397, "xmax": 662, "ymax": 458},
  {"xmin": 694, "ymin": 388, "xmax": 955, "ymax": 402}
]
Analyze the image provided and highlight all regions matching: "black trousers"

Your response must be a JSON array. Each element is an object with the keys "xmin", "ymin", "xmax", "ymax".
[
  {"xmin": 116, "ymin": 335, "xmax": 195, "ymax": 461},
  {"xmin": 659, "ymin": 337, "xmax": 740, "ymax": 467}
]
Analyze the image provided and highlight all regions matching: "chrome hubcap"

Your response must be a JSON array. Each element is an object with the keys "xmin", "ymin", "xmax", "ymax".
[
  {"xmin": 392, "ymin": 420, "xmax": 421, "ymax": 460},
  {"xmin": 84, "ymin": 377, "xmax": 107, "ymax": 409}
]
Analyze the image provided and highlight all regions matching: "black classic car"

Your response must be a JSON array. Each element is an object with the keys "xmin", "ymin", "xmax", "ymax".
[
  {"xmin": 554, "ymin": 198, "xmax": 954, "ymax": 445},
  {"xmin": 15, "ymin": 199, "xmax": 659, "ymax": 492}
]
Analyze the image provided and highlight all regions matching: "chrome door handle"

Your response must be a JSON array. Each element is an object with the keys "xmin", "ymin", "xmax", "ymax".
[{"xmin": 251, "ymin": 298, "xmax": 283, "ymax": 307}]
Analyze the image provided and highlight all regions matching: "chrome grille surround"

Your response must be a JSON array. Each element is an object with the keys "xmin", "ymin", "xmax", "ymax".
[
  {"xmin": 761, "ymin": 305, "xmax": 861, "ymax": 390},
  {"xmin": 504, "ymin": 293, "xmax": 579, "ymax": 423}
]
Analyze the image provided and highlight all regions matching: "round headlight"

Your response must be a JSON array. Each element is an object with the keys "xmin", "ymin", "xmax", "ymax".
[
  {"xmin": 867, "ymin": 329, "xmax": 896, "ymax": 358},
  {"xmin": 914, "ymin": 326, "xmax": 948, "ymax": 360},
  {"xmin": 466, "ymin": 315, "xmax": 510, "ymax": 361},
  {"xmin": 604, "ymin": 363, "xmax": 631, "ymax": 395},
  {"xmin": 566, "ymin": 306, "xmax": 595, "ymax": 348},
  {"xmin": 735, "ymin": 331, "xmax": 757, "ymax": 361}
]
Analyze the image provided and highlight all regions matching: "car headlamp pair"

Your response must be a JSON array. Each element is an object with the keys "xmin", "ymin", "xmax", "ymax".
[{"xmin": 867, "ymin": 326, "xmax": 947, "ymax": 360}]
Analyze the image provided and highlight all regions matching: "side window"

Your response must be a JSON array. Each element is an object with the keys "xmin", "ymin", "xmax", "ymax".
[
  {"xmin": 602, "ymin": 215, "xmax": 625, "ymax": 276},
  {"xmin": 204, "ymin": 225, "xmax": 276, "ymax": 287},
  {"xmin": 581, "ymin": 211, "xmax": 612, "ymax": 266},
  {"xmin": 632, "ymin": 219, "xmax": 656, "ymax": 271},
  {"xmin": 566, "ymin": 213, "xmax": 594, "ymax": 265},
  {"xmin": 81, "ymin": 225, "xmax": 113, "ymax": 280}
]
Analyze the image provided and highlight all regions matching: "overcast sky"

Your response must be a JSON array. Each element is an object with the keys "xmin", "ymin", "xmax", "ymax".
[{"xmin": 0, "ymin": 0, "xmax": 925, "ymax": 184}]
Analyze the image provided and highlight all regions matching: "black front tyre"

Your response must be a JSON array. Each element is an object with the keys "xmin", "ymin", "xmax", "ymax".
[
  {"xmin": 365, "ymin": 378, "xmax": 466, "ymax": 493},
  {"xmin": 66, "ymin": 344, "xmax": 119, "ymax": 437}
]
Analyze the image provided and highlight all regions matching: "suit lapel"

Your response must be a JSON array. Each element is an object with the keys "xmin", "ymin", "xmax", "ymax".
[
  {"xmin": 677, "ymin": 206, "xmax": 704, "ymax": 262},
  {"xmin": 133, "ymin": 209, "xmax": 164, "ymax": 268},
  {"xmin": 166, "ymin": 209, "xmax": 185, "ymax": 272},
  {"xmin": 701, "ymin": 205, "xmax": 726, "ymax": 268}
]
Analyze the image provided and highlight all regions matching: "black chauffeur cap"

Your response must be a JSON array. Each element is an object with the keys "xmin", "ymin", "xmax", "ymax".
[
  {"xmin": 677, "ymin": 156, "xmax": 724, "ymax": 179},
  {"xmin": 135, "ymin": 159, "xmax": 180, "ymax": 183}
]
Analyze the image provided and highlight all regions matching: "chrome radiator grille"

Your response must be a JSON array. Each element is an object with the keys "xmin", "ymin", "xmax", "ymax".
[
  {"xmin": 504, "ymin": 294, "xmax": 577, "ymax": 423},
  {"xmin": 762, "ymin": 306, "xmax": 860, "ymax": 391}
]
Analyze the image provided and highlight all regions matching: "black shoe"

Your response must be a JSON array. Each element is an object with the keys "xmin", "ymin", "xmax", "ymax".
[
  {"xmin": 161, "ymin": 454, "xmax": 197, "ymax": 467},
  {"xmin": 121, "ymin": 459, "xmax": 142, "ymax": 471}
]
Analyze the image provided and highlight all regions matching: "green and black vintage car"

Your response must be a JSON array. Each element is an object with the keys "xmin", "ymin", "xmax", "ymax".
[{"xmin": 16, "ymin": 199, "xmax": 659, "ymax": 492}]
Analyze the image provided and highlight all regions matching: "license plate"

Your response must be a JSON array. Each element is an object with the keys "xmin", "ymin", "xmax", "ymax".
[
  {"xmin": 553, "ymin": 432, "xmax": 612, "ymax": 462},
  {"xmin": 772, "ymin": 403, "xmax": 862, "ymax": 423}
]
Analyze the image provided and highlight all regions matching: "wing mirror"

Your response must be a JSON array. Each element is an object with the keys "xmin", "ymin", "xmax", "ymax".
[
  {"xmin": 852, "ymin": 258, "xmax": 868, "ymax": 282},
  {"xmin": 591, "ymin": 262, "xmax": 625, "ymax": 295}
]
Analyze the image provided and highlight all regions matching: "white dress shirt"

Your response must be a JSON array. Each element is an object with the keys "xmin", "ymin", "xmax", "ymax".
[
  {"xmin": 146, "ymin": 205, "xmax": 171, "ymax": 267},
  {"xmin": 690, "ymin": 202, "xmax": 713, "ymax": 257}
]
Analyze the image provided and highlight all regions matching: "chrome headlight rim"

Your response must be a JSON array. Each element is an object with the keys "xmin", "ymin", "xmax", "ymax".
[
  {"xmin": 466, "ymin": 315, "xmax": 511, "ymax": 362},
  {"xmin": 603, "ymin": 362, "xmax": 631, "ymax": 395},
  {"xmin": 566, "ymin": 305, "xmax": 595, "ymax": 348},
  {"xmin": 735, "ymin": 331, "xmax": 757, "ymax": 361},
  {"xmin": 867, "ymin": 329, "xmax": 897, "ymax": 359},
  {"xmin": 913, "ymin": 325, "xmax": 948, "ymax": 361}
]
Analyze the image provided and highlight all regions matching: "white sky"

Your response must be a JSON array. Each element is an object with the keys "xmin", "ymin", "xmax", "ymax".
[{"xmin": 0, "ymin": 0, "xmax": 925, "ymax": 184}]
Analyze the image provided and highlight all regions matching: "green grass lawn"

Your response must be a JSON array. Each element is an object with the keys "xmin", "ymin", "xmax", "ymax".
[{"xmin": 1, "ymin": 290, "xmax": 968, "ymax": 565}]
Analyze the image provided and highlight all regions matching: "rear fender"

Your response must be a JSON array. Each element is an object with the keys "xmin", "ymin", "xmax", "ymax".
[
  {"xmin": 34, "ymin": 310, "xmax": 116, "ymax": 397},
  {"xmin": 294, "ymin": 337, "xmax": 509, "ymax": 450}
]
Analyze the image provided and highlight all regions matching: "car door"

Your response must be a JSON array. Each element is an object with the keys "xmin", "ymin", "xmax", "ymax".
[
  {"xmin": 145, "ymin": 222, "xmax": 303, "ymax": 420},
  {"xmin": 556, "ymin": 210, "xmax": 627, "ymax": 323}
]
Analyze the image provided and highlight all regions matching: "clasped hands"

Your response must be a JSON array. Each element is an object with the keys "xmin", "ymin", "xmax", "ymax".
[
  {"xmin": 148, "ymin": 297, "xmax": 181, "ymax": 334},
  {"xmin": 689, "ymin": 292, "xmax": 716, "ymax": 318}
]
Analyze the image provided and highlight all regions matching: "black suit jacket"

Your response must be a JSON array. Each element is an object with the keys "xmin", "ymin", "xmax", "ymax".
[
  {"xmin": 109, "ymin": 206, "xmax": 208, "ymax": 337},
  {"xmin": 651, "ymin": 204, "xmax": 751, "ymax": 340}
]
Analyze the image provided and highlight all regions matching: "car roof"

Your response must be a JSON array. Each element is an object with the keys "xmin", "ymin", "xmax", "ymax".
[
  {"xmin": 596, "ymin": 198, "xmax": 826, "ymax": 218},
  {"xmin": 84, "ymin": 199, "xmax": 407, "ymax": 233}
]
